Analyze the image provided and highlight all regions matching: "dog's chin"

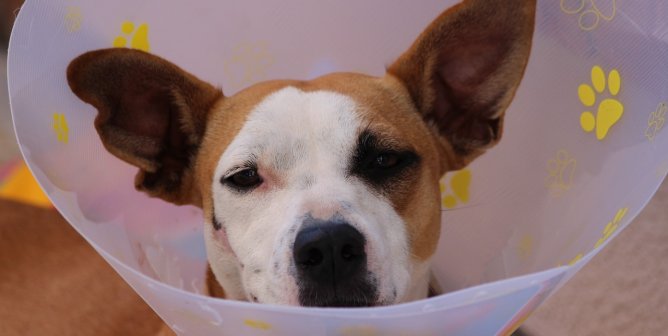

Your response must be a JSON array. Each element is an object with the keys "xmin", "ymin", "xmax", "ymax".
[
  {"xmin": 296, "ymin": 288, "xmax": 386, "ymax": 308},
  {"xmin": 296, "ymin": 280, "xmax": 381, "ymax": 308},
  {"xmin": 299, "ymin": 297, "xmax": 381, "ymax": 308}
]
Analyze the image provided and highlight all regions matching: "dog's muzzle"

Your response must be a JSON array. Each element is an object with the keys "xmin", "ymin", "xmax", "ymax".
[{"xmin": 293, "ymin": 220, "xmax": 378, "ymax": 307}]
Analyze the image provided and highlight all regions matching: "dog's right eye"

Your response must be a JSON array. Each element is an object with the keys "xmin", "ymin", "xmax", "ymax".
[{"xmin": 222, "ymin": 169, "xmax": 263, "ymax": 191}]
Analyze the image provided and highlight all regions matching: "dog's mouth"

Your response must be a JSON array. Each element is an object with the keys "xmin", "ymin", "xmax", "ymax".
[{"xmin": 308, "ymin": 299, "xmax": 377, "ymax": 308}]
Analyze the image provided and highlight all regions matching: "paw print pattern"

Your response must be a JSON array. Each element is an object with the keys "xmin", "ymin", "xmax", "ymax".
[
  {"xmin": 339, "ymin": 326, "xmax": 379, "ymax": 336},
  {"xmin": 64, "ymin": 6, "xmax": 83, "ymax": 33},
  {"xmin": 546, "ymin": 150, "xmax": 577, "ymax": 196},
  {"xmin": 568, "ymin": 253, "xmax": 584, "ymax": 266},
  {"xmin": 578, "ymin": 65, "xmax": 624, "ymax": 140},
  {"xmin": 53, "ymin": 113, "xmax": 69, "ymax": 144},
  {"xmin": 559, "ymin": 207, "xmax": 629, "ymax": 266},
  {"xmin": 113, "ymin": 21, "xmax": 150, "ymax": 52},
  {"xmin": 595, "ymin": 207, "xmax": 628, "ymax": 248},
  {"xmin": 645, "ymin": 102, "xmax": 667, "ymax": 142},
  {"xmin": 517, "ymin": 235, "xmax": 534, "ymax": 258},
  {"xmin": 440, "ymin": 169, "xmax": 472, "ymax": 209},
  {"xmin": 244, "ymin": 319, "xmax": 271, "ymax": 331},
  {"xmin": 557, "ymin": 253, "xmax": 583, "ymax": 267},
  {"xmin": 560, "ymin": 0, "xmax": 617, "ymax": 31},
  {"xmin": 223, "ymin": 41, "xmax": 275, "ymax": 89}
]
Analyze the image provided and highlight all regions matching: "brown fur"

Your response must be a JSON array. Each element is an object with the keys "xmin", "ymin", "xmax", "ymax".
[
  {"xmin": 206, "ymin": 265, "xmax": 226, "ymax": 298},
  {"xmin": 67, "ymin": 0, "xmax": 536, "ymax": 302},
  {"xmin": 0, "ymin": 199, "xmax": 167, "ymax": 335}
]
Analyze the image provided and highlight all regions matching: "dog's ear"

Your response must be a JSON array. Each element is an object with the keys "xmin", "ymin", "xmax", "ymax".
[
  {"xmin": 67, "ymin": 48, "xmax": 223, "ymax": 206},
  {"xmin": 388, "ymin": 0, "xmax": 536, "ymax": 171}
]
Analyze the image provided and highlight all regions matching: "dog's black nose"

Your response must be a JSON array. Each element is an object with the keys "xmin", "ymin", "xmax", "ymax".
[
  {"xmin": 293, "ymin": 222, "xmax": 375, "ymax": 306},
  {"xmin": 293, "ymin": 223, "xmax": 366, "ymax": 283}
]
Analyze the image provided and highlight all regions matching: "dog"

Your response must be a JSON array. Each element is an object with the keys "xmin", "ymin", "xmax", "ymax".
[{"xmin": 67, "ymin": 0, "xmax": 536, "ymax": 308}]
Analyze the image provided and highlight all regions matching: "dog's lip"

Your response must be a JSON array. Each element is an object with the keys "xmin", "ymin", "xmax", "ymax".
[
  {"xmin": 302, "ymin": 299, "xmax": 378, "ymax": 308},
  {"xmin": 298, "ymin": 295, "xmax": 384, "ymax": 308}
]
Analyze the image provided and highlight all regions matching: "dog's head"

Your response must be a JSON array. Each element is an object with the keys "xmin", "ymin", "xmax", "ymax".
[{"xmin": 67, "ymin": 0, "xmax": 535, "ymax": 307}]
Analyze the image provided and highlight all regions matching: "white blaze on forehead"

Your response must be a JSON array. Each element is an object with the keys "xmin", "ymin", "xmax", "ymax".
[{"xmin": 218, "ymin": 86, "xmax": 362, "ymax": 177}]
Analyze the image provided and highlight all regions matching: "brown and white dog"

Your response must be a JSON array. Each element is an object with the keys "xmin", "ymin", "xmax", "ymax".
[{"xmin": 67, "ymin": 0, "xmax": 536, "ymax": 308}]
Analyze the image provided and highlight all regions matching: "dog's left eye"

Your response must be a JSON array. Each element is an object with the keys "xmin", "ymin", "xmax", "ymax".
[
  {"xmin": 372, "ymin": 153, "xmax": 400, "ymax": 169},
  {"xmin": 362, "ymin": 151, "xmax": 417, "ymax": 176},
  {"xmin": 350, "ymin": 131, "xmax": 420, "ymax": 188},
  {"xmin": 223, "ymin": 169, "xmax": 263, "ymax": 191}
]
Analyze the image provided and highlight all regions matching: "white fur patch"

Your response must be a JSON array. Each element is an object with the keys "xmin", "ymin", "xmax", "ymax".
[{"xmin": 206, "ymin": 87, "xmax": 421, "ymax": 306}]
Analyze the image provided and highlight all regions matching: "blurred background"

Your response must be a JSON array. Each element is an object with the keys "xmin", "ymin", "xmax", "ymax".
[
  {"xmin": 0, "ymin": 1, "xmax": 666, "ymax": 335},
  {"xmin": 0, "ymin": 0, "xmax": 20, "ymax": 162}
]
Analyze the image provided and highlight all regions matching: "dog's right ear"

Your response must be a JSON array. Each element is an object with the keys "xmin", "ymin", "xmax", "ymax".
[
  {"xmin": 67, "ymin": 48, "xmax": 223, "ymax": 206},
  {"xmin": 388, "ymin": 0, "xmax": 536, "ymax": 172}
]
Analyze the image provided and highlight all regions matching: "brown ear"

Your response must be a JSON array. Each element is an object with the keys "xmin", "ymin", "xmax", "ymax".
[
  {"xmin": 67, "ymin": 48, "xmax": 223, "ymax": 206},
  {"xmin": 388, "ymin": 0, "xmax": 536, "ymax": 171}
]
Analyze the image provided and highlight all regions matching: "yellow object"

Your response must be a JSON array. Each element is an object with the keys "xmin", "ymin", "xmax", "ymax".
[
  {"xmin": 580, "ymin": 111, "xmax": 596, "ymax": 132},
  {"xmin": 64, "ymin": 6, "xmax": 83, "ymax": 33},
  {"xmin": 441, "ymin": 169, "xmax": 472, "ymax": 209},
  {"xmin": 243, "ymin": 319, "xmax": 271, "ymax": 331},
  {"xmin": 568, "ymin": 253, "xmax": 583, "ymax": 266},
  {"xmin": 53, "ymin": 113, "xmax": 69, "ymax": 143},
  {"xmin": 595, "ymin": 207, "xmax": 628, "ymax": 248},
  {"xmin": 646, "ymin": 102, "xmax": 667, "ymax": 141},
  {"xmin": 0, "ymin": 162, "xmax": 52, "ymax": 208},
  {"xmin": 517, "ymin": 235, "xmax": 534, "ymax": 258},
  {"xmin": 560, "ymin": 0, "xmax": 617, "ymax": 31},
  {"xmin": 578, "ymin": 66, "xmax": 624, "ymax": 140},
  {"xmin": 113, "ymin": 21, "xmax": 150, "ymax": 52},
  {"xmin": 546, "ymin": 149, "xmax": 577, "ymax": 196},
  {"xmin": 578, "ymin": 84, "xmax": 595, "ymax": 106}
]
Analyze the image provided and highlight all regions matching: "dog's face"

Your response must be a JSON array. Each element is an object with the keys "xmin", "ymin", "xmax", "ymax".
[
  {"xmin": 67, "ymin": 0, "xmax": 536, "ymax": 307},
  {"xmin": 202, "ymin": 76, "xmax": 445, "ymax": 306}
]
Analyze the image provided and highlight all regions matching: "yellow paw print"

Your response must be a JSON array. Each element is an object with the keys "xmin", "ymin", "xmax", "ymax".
[
  {"xmin": 64, "ymin": 6, "xmax": 83, "ymax": 33},
  {"xmin": 244, "ymin": 319, "xmax": 271, "ymax": 331},
  {"xmin": 595, "ymin": 207, "xmax": 628, "ymax": 248},
  {"xmin": 557, "ymin": 253, "xmax": 583, "ymax": 267},
  {"xmin": 223, "ymin": 41, "xmax": 275, "ymax": 88},
  {"xmin": 440, "ymin": 169, "xmax": 471, "ymax": 209},
  {"xmin": 546, "ymin": 150, "xmax": 577, "ymax": 196},
  {"xmin": 568, "ymin": 253, "xmax": 584, "ymax": 266},
  {"xmin": 112, "ymin": 21, "xmax": 150, "ymax": 52},
  {"xmin": 517, "ymin": 235, "xmax": 534, "ymax": 258},
  {"xmin": 645, "ymin": 102, "xmax": 667, "ymax": 142},
  {"xmin": 578, "ymin": 65, "xmax": 624, "ymax": 140},
  {"xmin": 339, "ymin": 326, "xmax": 378, "ymax": 336},
  {"xmin": 53, "ymin": 113, "xmax": 69, "ymax": 144},
  {"xmin": 560, "ymin": 0, "xmax": 616, "ymax": 31}
]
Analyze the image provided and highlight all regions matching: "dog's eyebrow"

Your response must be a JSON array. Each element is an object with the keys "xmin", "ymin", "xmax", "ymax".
[{"xmin": 355, "ymin": 129, "xmax": 412, "ymax": 153}]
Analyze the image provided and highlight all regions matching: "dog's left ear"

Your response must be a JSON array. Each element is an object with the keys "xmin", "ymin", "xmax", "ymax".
[
  {"xmin": 67, "ymin": 49, "xmax": 223, "ymax": 206},
  {"xmin": 388, "ymin": 0, "xmax": 536, "ymax": 171}
]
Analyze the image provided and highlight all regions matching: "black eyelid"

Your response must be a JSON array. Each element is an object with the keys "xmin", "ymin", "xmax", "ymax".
[
  {"xmin": 222, "ymin": 160, "xmax": 258, "ymax": 180},
  {"xmin": 369, "ymin": 150, "xmax": 418, "ymax": 169},
  {"xmin": 221, "ymin": 170, "xmax": 262, "ymax": 193}
]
